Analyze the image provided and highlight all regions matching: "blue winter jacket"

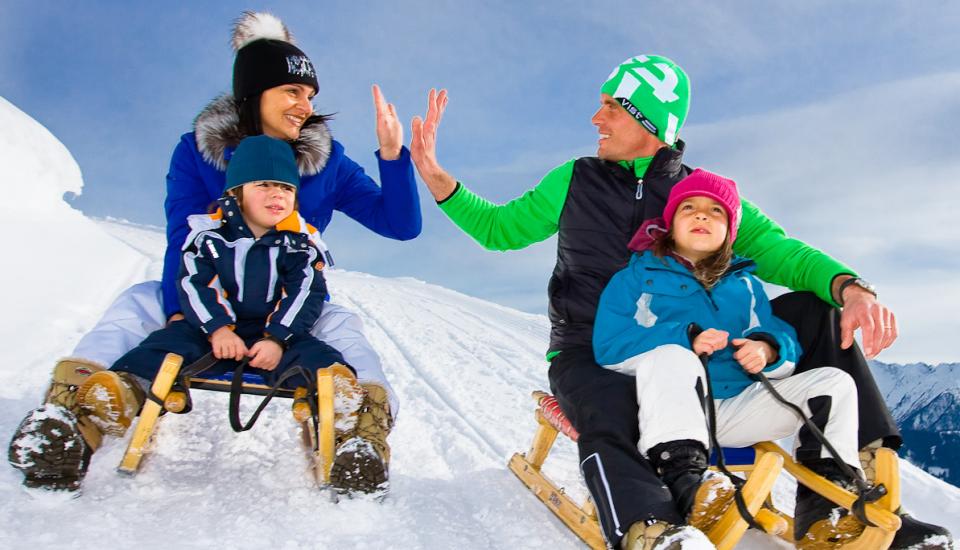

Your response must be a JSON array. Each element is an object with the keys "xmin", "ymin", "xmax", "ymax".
[
  {"xmin": 178, "ymin": 197, "xmax": 329, "ymax": 344},
  {"xmin": 162, "ymin": 95, "xmax": 421, "ymax": 318},
  {"xmin": 593, "ymin": 251, "xmax": 801, "ymax": 399}
]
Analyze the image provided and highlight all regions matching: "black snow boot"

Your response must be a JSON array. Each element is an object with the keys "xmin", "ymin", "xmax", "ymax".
[
  {"xmin": 794, "ymin": 459, "xmax": 865, "ymax": 549},
  {"xmin": 648, "ymin": 440, "xmax": 735, "ymax": 534},
  {"xmin": 8, "ymin": 404, "xmax": 92, "ymax": 492},
  {"xmin": 889, "ymin": 513, "xmax": 954, "ymax": 550}
]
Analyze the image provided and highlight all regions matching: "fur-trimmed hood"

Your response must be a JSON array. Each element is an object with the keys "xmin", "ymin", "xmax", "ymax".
[{"xmin": 193, "ymin": 94, "xmax": 332, "ymax": 177}]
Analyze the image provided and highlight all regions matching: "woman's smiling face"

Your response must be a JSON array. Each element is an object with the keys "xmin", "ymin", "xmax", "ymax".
[{"xmin": 259, "ymin": 83, "xmax": 315, "ymax": 140}]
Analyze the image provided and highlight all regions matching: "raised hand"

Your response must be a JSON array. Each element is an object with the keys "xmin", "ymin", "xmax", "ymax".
[
  {"xmin": 372, "ymin": 84, "xmax": 402, "ymax": 160},
  {"xmin": 410, "ymin": 88, "xmax": 456, "ymax": 200}
]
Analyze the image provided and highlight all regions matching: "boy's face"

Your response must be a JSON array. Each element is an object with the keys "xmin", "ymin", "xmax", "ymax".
[
  {"xmin": 671, "ymin": 196, "xmax": 728, "ymax": 263},
  {"xmin": 238, "ymin": 181, "xmax": 296, "ymax": 237}
]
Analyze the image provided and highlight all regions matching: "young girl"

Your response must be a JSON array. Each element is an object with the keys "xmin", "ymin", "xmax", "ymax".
[
  {"xmin": 76, "ymin": 135, "xmax": 365, "ymax": 484},
  {"xmin": 593, "ymin": 169, "xmax": 864, "ymax": 548}
]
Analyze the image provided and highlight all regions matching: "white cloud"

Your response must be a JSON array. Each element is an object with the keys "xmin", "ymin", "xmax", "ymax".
[{"xmin": 684, "ymin": 71, "xmax": 960, "ymax": 363}]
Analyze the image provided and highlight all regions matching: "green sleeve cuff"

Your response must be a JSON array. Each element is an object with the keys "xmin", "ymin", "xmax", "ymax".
[{"xmin": 438, "ymin": 160, "xmax": 574, "ymax": 251}]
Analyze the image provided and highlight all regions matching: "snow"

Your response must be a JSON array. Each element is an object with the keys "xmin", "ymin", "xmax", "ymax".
[{"xmin": 1, "ymin": 97, "xmax": 958, "ymax": 548}]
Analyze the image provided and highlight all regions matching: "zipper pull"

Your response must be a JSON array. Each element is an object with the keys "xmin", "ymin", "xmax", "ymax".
[{"xmin": 635, "ymin": 178, "xmax": 644, "ymax": 200}]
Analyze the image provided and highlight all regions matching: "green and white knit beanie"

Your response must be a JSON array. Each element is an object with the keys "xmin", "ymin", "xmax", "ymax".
[{"xmin": 600, "ymin": 55, "xmax": 691, "ymax": 146}]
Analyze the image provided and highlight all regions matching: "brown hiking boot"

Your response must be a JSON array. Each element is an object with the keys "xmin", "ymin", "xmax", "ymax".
[
  {"xmin": 620, "ymin": 520, "xmax": 715, "ymax": 550},
  {"xmin": 45, "ymin": 358, "xmax": 106, "ymax": 414},
  {"xmin": 329, "ymin": 382, "xmax": 392, "ymax": 496},
  {"xmin": 77, "ymin": 371, "xmax": 145, "ymax": 436},
  {"xmin": 8, "ymin": 404, "xmax": 92, "ymax": 492}
]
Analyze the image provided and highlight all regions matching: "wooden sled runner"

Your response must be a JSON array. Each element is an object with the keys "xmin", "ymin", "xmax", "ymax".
[
  {"xmin": 117, "ymin": 353, "xmax": 352, "ymax": 488},
  {"xmin": 508, "ymin": 391, "xmax": 902, "ymax": 549}
]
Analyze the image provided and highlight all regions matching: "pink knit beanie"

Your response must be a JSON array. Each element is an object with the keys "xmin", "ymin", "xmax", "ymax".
[{"xmin": 662, "ymin": 168, "xmax": 742, "ymax": 242}]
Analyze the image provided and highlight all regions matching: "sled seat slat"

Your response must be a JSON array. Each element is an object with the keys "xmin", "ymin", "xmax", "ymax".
[
  {"xmin": 188, "ymin": 372, "xmax": 296, "ymax": 398},
  {"xmin": 532, "ymin": 391, "xmax": 757, "ymax": 466}
]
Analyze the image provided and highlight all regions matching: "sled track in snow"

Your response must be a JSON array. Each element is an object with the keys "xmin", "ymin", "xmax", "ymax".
[{"xmin": 340, "ymin": 294, "xmax": 506, "ymax": 461}]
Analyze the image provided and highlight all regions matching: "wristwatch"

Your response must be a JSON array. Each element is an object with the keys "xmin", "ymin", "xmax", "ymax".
[{"xmin": 838, "ymin": 277, "xmax": 877, "ymax": 306}]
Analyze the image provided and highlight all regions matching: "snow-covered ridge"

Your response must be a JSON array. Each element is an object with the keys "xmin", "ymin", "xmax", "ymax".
[
  {"xmin": 870, "ymin": 361, "xmax": 960, "ymax": 428},
  {"xmin": 1, "ymin": 96, "xmax": 957, "ymax": 548}
]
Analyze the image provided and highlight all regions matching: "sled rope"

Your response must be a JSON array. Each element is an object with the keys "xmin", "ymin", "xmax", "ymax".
[
  {"xmin": 694, "ymin": 353, "xmax": 767, "ymax": 533},
  {"xmin": 686, "ymin": 323, "xmax": 766, "ymax": 532},
  {"xmin": 751, "ymin": 371, "xmax": 885, "ymax": 526},
  {"xmin": 228, "ymin": 358, "xmax": 318, "ymax": 435}
]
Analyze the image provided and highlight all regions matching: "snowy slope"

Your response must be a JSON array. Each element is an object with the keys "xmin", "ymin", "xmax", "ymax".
[
  {"xmin": 1, "ymin": 97, "xmax": 958, "ymax": 549},
  {"xmin": 0, "ymin": 98, "xmax": 149, "ymax": 399}
]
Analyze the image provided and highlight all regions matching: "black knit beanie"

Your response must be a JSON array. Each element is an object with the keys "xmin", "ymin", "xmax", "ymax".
[{"xmin": 231, "ymin": 12, "xmax": 319, "ymax": 101}]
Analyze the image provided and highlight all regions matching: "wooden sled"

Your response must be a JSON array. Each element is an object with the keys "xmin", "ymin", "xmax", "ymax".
[
  {"xmin": 116, "ymin": 353, "xmax": 349, "ymax": 487},
  {"xmin": 508, "ymin": 391, "xmax": 902, "ymax": 549}
]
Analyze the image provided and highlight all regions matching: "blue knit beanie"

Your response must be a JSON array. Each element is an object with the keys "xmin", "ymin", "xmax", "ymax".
[{"xmin": 224, "ymin": 135, "xmax": 300, "ymax": 194}]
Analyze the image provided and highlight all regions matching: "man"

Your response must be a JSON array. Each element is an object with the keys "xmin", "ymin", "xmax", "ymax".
[{"xmin": 408, "ymin": 56, "xmax": 951, "ymax": 549}]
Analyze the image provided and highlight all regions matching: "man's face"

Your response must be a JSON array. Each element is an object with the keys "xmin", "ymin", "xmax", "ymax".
[{"xmin": 590, "ymin": 94, "xmax": 659, "ymax": 161}]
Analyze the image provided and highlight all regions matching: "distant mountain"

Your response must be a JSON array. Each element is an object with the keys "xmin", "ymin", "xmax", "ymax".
[{"xmin": 870, "ymin": 361, "xmax": 960, "ymax": 485}]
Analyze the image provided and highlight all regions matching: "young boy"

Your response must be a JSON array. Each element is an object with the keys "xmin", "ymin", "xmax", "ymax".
[
  {"xmin": 593, "ymin": 169, "xmax": 864, "ymax": 549},
  {"xmin": 76, "ymin": 135, "xmax": 359, "ymax": 460}
]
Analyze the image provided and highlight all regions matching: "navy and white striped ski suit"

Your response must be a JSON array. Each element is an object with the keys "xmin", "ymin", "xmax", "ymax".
[{"xmin": 111, "ymin": 196, "xmax": 347, "ymax": 388}]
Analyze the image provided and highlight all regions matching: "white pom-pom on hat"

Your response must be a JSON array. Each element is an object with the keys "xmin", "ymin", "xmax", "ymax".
[{"xmin": 231, "ymin": 11, "xmax": 294, "ymax": 52}]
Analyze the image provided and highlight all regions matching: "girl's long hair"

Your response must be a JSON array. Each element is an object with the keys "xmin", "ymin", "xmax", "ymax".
[{"xmin": 652, "ymin": 230, "xmax": 733, "ymax": 289}]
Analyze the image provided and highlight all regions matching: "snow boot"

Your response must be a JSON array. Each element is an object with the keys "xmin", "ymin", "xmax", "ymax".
[
  {"xmin": 7, "ymin": 404, "xmax": 92, "ymax": 492},
  {"xmin": 620, "ymin": 520, "xmax": 715, "ymax": 550},
  {"xmin": 329, "ymin": 382, "xmax": 392, "ymax": 496},
  {"xmin": 44, "ymin": 358, "xmax": 106, "ymax": 414},
  {"xmin": 859, "ymin": 442, "xmax": 954, "ymax": 549},
  {"xmin": 794, "ymin": 459, "xmax": 865, "ymax": 549},
  {"xmin": 889, "ymin": 514, "xmax": 954, "ymax": 550},
  {"xmin": 648, "ymin": 440, "xmax": 736, "ymax": 535},
  {"xmin": 77, "ymin": 370, "xmax": 145, "ymax": 437}
]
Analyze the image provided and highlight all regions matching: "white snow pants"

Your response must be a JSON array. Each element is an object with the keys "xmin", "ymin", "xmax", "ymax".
[
  {"xmin": 70, "ymin": 281, "xmax": 398, "ymax": 415},
  {"xmin": 625, "ymin": 344, "xmax": 860, "ymax": 469}
]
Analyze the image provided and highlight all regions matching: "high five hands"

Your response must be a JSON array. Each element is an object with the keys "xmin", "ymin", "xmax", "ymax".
[
  {"xmin": 410, "ymin": 88, "xmax": 456, "ymax": 201},
  {"xmin": 372, "ymin": 84, "xmax": 402, "ymax": 160},
  {"xmin": 692, "ymin": 328, "xmax": 777, "ymax": 375}
]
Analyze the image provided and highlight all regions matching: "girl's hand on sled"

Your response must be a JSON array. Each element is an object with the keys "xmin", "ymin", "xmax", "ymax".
[
  {"xmin": 693, "ymin": 329, "xmax": 729, "ymax": 356},
  {"xmin": 731, "ymin": 338, "xmax": 775, "ymax": 374},
  {"xmin": 248, "ymin": 339, "xmax": 283, "ymax": 371},
  {"xmin": 210, "ymin": 326, "xmax": 247, "ymax": 361}
]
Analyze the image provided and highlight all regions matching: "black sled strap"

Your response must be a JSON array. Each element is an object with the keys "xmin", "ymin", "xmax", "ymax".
[{"xmin": 228, "ymin": 360, "xmax": 317, "ymax": 433}]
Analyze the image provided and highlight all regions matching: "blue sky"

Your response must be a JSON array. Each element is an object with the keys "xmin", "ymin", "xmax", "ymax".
[{"xmin": 3, "ymin": 1, "xmax": 960, "ymax": 363}]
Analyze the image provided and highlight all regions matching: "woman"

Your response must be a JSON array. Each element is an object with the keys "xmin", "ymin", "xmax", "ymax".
[{"xmin": 9, "ymin": 11, "xmax": 417, "ymax": 496}]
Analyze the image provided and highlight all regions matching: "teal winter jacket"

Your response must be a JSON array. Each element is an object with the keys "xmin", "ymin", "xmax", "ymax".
[{"xmin": 593, "ymin": 251, "xmax": 801, "ymax": 399}]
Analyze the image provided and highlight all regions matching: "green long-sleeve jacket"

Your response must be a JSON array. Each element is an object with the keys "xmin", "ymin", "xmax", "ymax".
[{"xmin": 439, "ymin": 151, "xmax": 855, "ymax": 353}]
